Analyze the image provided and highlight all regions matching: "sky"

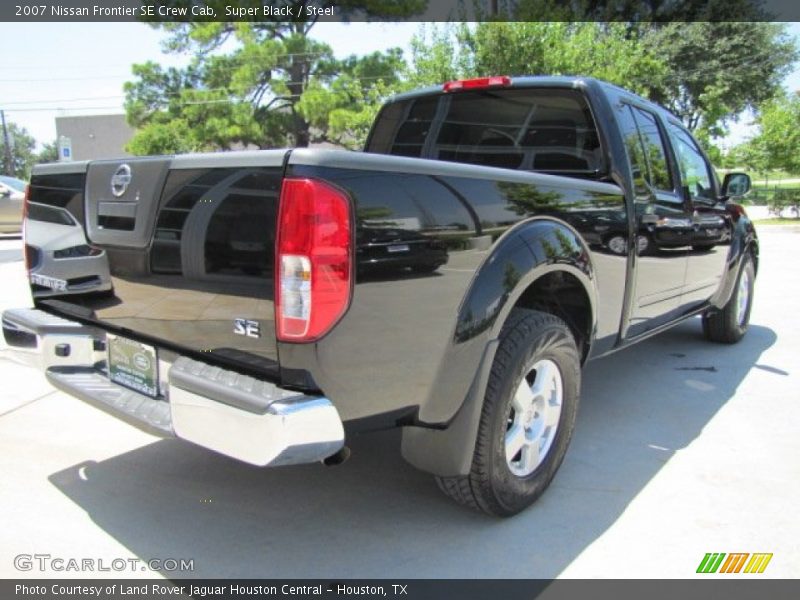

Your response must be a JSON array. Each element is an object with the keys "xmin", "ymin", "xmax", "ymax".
[
  {"xmin": 0, "ymin": 22, "xmax": 420, "ymax": 148},
  {"xmin": 1, "ymin": 21, "xmax": 799, "ymax": 150}
]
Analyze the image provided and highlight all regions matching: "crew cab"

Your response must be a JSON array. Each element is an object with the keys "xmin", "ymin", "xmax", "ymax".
[{"xmin": 2, "ymin": 76, "xmax": 757, "ymax": 516}]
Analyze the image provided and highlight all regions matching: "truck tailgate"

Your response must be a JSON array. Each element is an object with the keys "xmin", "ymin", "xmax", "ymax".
[{"xmin": 28, "ymin": 152, "xmax": 288, "ymax": 378}]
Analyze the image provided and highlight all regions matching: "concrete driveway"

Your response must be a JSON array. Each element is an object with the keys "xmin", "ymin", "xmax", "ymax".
[{"xmin": 0, "ymin": 229, "xmax": 798, "ymax": 579}]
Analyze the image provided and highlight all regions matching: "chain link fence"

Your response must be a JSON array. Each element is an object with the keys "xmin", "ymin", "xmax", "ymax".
[{"xmin": 747, "ymin": 186, "xmax": 800, "ymax": 218}]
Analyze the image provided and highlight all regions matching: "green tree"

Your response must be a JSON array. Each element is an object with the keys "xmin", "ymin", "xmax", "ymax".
[
  {"xmin": 407, "ymin": 21, "xmax": 796, "ymax": 140},
  {"xmin": 499, "ymin": 0, "xmax": 768, "ymax": 22},
  {"xmin": 298, "ymin": 49, "xmax": 405, "ymax": 149},
  {"xmin": 126, "ymin": 1, "xmax": 424, "ymax": 155},
  {"xmin": 36, "ymin": 141, "xmax": 59, "ymax": 164},
  {"xmin": 0, "ymin": 122, "xmax": 37, "ymax": 179},
  {"xmin": 642, "ymin": 22, "xmax": 797, "ymax": 138},
  {"xmin": 753, "ymin": 92, "xmax": 800, "ymax": 175},
  {"xmin": 726, "ymin": 139, "xmax": 768, "ymax": 174},
  {"xmin": 408, "ymin": 23, "xmax": 667, "ymax": 95},
  {"xmin": 406, "ymin": 24, "xmax": 466, "ymax": 87},
  {"xmin": 498, "ymin": 181, "xmax": 562, "ymax": 216},
  {"xmin": 464, "ymin": 22, "xmax": 667, "ymax": 97},
  {"xmin": 126, "ymin": 118, "xmax": 197, "ymax": 155}
]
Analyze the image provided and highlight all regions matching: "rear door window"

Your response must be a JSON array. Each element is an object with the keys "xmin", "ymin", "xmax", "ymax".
[
  {"xmin": 617, "ymin": 102, "xmax": 684, "ymax": 214},
  {"xmin": 630, "ymin": 107, "xmax": 674, "ymax": 193},
  {"xmin": 616, "ymin": 104, "xmax": 650, "ymax": 200}
]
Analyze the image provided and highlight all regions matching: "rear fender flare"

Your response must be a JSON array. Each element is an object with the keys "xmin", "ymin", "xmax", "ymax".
[
  {"xmin": 455, "ymin": 217, "xmax": 598, "ymax": 348},
  {"xmin": 402, "ymin": 218, "xmax": 598, "ymax": 477}
]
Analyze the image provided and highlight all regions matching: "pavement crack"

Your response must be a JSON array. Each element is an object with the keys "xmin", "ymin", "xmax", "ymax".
[
  {"xmin": 0, "ymin": 390, "xmax": 59, "ymax": 417},
  {"xmin": 674, "ymin": 366, "xmax": 717, "ymax": 372}
]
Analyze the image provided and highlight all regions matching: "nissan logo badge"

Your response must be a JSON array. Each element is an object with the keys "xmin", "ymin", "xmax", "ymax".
[{"xmin": 110, "ymin": 164, "xmax": 132, "ymax": 197}]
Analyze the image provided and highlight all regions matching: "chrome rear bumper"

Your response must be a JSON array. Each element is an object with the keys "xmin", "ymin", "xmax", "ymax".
[{"xmin": 1, "ymin": 308, "xmax": 344, "ymax": 467}]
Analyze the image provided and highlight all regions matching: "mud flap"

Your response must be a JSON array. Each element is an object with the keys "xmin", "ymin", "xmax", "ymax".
[{"xmin": 400, "ymin": 339, "xmax": 499, "ymax": 477}]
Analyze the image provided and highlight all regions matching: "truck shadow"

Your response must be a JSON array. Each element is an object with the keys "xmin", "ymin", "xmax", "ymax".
[{"xmin": 47, "ymin": 320, "xmax": 777, "ymax": 578}]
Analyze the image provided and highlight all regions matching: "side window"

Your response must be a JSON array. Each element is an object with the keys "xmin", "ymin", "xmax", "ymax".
[
  {"xmin": 616, "ymin": 104, "xmax": 650, "ymax": 200},
  {"xmin": 630, "ymin": 107, "xmax": 673, "ymax": 193},
  {"xmin": 390, "ymin": 96, "xmax": 438, "ymax": 158},
  {"xmin": 617, "ymin": 103, "xmax": 676, "ymax": 207},
  {"xmin": 667, "ymin": 123, "xmax": 715, "ymax": 204}
]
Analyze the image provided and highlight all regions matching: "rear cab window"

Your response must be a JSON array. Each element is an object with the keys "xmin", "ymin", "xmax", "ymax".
[{"xmin": 367, "ymin": 87, "xmax": 604, "ymax": 178}]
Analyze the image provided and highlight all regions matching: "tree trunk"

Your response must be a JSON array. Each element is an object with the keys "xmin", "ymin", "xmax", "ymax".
[
  {"xmin": 287, "ymin": 54, "xmax": 311, "ymax": 148},
  {"xmin": 292, "ymin": 113, "xmax": 310, "ymax": 148}
]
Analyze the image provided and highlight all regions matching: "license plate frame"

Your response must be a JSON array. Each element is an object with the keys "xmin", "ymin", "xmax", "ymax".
[{"xmin": 107, "ymin": 334, "xmax": 159, "ymax": 398}]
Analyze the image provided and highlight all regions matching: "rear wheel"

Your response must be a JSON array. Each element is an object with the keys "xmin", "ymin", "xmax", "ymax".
[
  {"xmin": 604, "ymin": 234, "xmax": 651, "ymax": 256},
  {"xmin": 702, "ymin": 253, "xmax": 755, "ymax": 343},
  {"xmin": 636, "ymin": 234, "xmax": 653, "ymax": 256},
  {"xmin": 436, "ymin": 309, "xmax": 581, "ymax": 517},
  {"xmin": 605, "ymin": 234, "xmax": 627, "ymax": 255}
]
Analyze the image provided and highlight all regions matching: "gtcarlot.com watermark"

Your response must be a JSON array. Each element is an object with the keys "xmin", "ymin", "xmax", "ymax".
[{"xmin": 14, "ymin": 553, "xmax": 194, "ymax": 573}]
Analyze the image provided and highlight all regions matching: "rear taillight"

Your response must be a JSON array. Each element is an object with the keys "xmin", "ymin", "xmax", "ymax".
[
  {"xmin": 22, "ymin": 184, "xmax": 31, "ymax": 272},
  {"xmin": 275, "ymin": 178, "xmax": 352, "ymax": 342},
  {"xmin": 442, "ymin": 76, "xmax": 511, "ymax": 93}
]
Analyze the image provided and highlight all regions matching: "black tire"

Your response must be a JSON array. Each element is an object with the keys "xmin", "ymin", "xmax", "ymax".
[
  {"xmin": 436, "ymin": 309, "xmax": 581, "ymax": 517},
  {"xmin": 702, "ymin": 253, "xmax": 755, "ymax": 343},
  {"xmin": 411, "ymin": 263, "xmax": 440, "ymax": 274},
  {"xmin": 92, "ymin": 287, "xmax": 116, "ymax": 300}
]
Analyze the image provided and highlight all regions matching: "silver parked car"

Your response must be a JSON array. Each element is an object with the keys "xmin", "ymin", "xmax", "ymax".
[
  {"xmin": 0, "ymin": 175, "xmax": 26, "ymax": 233},
  {"xmin": 25, "ymin": 203, "xmax": 113, "ymax": 297}
]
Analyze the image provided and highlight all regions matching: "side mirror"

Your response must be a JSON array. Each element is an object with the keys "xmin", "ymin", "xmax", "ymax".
[
  {"xmin": 721, "ymin": 172, "xmax": 751, "ymax": 199},
  {"xmin": 0, "ymin": 188, "xmax": 11, "ymax": 198}
]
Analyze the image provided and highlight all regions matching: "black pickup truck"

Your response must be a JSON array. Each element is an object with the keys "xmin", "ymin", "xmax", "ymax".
[{"xmin": 3, "ymin": 76, "xmax": 757, "ymax": 516}]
